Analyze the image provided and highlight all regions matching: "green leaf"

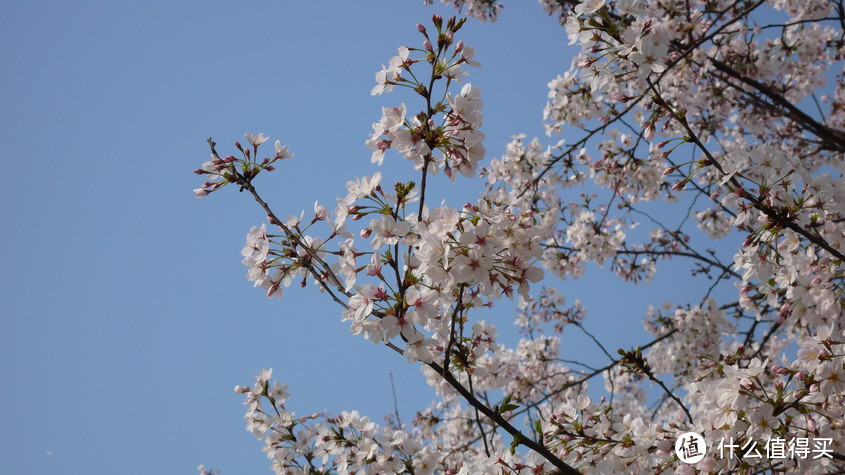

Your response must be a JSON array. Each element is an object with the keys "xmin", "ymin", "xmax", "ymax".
[{"xmin": 509, "ymin": 433, "xmax": 522, "ymax": 454}]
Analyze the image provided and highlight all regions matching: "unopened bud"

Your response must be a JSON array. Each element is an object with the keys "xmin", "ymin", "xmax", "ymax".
[
  {"xmin": 432, "ymin": 14, "xmax": 443, "ymax": 30},
  {"xmin": 455, "ymin": 40, "xmax": 464, "ymax": 53},
  {"xmin": 235, "ymin": 141, "xmax": 243, "ymax": 151},
  {"xmin": 193, "ymin": 169, "xmax": 206, "ymax": 174},
  {"xmin": 417, "ymin": 23, "xmax": 427, "ymax": 35},
  {"xmin": 360, "ymin": 228, "xmax": 372, "ymax": 239},
  {"xmin": 424, "ymin": 40, "xmax": 433, "ymax": 51}
]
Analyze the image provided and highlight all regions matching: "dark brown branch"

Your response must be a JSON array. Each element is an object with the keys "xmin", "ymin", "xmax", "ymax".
[
  {"xmin": 709, "ymin": 58, "xmax": 845, "ymax": 152},
  {"xmin": 384, "ymin": 342, "xmax": 580, "ymax": 474}
]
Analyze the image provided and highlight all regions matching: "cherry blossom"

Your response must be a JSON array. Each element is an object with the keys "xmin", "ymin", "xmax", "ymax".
[{"xmin": 195, "ymin": 5, "xmax": 845, "ymax": 473}]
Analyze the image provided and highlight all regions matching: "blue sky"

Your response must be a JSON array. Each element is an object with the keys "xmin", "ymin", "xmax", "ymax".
[{"xmin": 1, "ymin": 1, "xmax": 741, "ymax": 473}]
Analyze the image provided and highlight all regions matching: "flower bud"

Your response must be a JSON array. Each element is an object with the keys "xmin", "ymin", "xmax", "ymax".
[
  {"xmin": 455, "ymin": 40, "xmax": 464, "ymax": 53},
  {"xmin": 360, "ymin": 228, "xmax": 372, "ymax": 239},
  {"xmin": 417, "ymin": 23, "xmax": 427, "ymax": 35},
  {"xmin": 432, "ymin": 14, "xmax": 443, "ymax": 30},
  {"xmin": 663, "ymin": 165, "xmax": 679, "ymax": 176},
  {"xmin": 423, "ymin": 40, "xmax": 433, "ymax": 51}
]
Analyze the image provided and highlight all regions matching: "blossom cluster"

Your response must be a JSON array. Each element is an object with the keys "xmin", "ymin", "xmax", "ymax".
[{"xmin": 195, "ymin": 1, "xmax": 845, "ymax": 473}]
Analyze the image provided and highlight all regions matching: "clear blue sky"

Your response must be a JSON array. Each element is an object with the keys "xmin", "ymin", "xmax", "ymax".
[{"xmin": 1, "ymin": 1, "xmax": 738, "ymax": 473}]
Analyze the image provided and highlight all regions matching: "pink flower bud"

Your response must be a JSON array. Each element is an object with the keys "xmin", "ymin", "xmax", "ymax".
[
  {"xmin": 432, "ymin": 14, "xmax": 443, "ymax": 29},
  {"xmin": 663, "ymin": 165, "xmax": 679, "ymax": 176},
  {"xmin": 360, "ymin": 228, "xmax": 372, "ymax": 239},
  {"xmin": 671, "ymin": 181, "xmax": 686, "ymax": 191},
  {"xmin": 193, "ymin": 169, "xmax": 206, "ymax": 174},
  {"xmin": 455, "ymin": 40, "xmax": 464, "ymax": 53},
  {"xmin": 417, "ymin": 23, "xmax": 427, "ymax": 35},
  {"xmin": 771, "ymin": 365, "xmax": 788, "ymax": 375},
  {"xmin": 424, "ymin": 40, "xmax": 433, "ymax": 51},
  {"xmin": 235, "ymin": 141, "xmax": 243, "ymax": 151}
]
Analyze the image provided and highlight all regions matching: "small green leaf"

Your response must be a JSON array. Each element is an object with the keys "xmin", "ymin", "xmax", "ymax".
[{"xmin": 509, "ymin": 433, "xmax": 522, "ymax": 454}]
